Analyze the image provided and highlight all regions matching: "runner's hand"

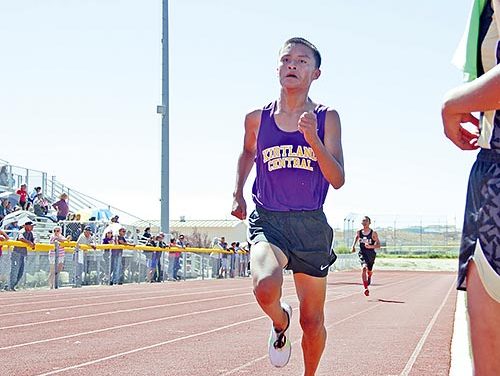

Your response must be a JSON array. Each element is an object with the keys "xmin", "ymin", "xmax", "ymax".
[
  {"xmin": 442, "ymin": 110, "xmax": 479, "ymax": 150},
  {"xmin": 298, "ymin": 111, "xmax": 319, "ymax": 144},
  {"xmin": 231, "ymin": 195, "xmax": 247, "ymax": 220}
]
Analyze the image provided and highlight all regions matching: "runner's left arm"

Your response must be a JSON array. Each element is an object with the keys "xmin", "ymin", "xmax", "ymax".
[
  {"xmin": 365, "ymin": 231, "xmax": 381, "ymax": 250},
  {"xmin": 299, "ymin": 109, "xmax": 344, "ymax": 189}
]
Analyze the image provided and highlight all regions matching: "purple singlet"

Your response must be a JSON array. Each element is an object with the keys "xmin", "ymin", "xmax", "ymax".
[{"xmin": 252, "ymin": 101, "xmax": 330, "ymax": 211}]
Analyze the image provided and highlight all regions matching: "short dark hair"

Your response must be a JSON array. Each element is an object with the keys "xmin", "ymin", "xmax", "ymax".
[
  {"xmin": 363, "ymin": 216, "xmax": 371, "ymax": 224},
  {"xmin": 281, "ymin": 37, "xmax": 321, "ymax": 68}
]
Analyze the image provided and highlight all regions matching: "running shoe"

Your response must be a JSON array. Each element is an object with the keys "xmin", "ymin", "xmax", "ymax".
[
  {"xmin": 268, "ymin": 302, "xmax": 292, "ymax": 367},
  {"xmin": 364, "ymin": 289, "xmax": 370, "ymax": 297}
]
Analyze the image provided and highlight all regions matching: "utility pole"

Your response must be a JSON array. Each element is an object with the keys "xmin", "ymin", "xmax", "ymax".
[{"xmin": 158, "ymin": 0, "xmax": 170, "ymax": 236}]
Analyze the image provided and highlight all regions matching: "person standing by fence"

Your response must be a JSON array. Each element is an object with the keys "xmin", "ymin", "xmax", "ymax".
[
  {"xmin": 74, "ymin": 226, "xmax": 96, "ymax": 288},
  {"xmin": 49, "ymin": 226, "xmax": 70, "ymax": 289},
  {"xmin": 7, "ymin": 219, "xmax": 35, "ymax": 291}
]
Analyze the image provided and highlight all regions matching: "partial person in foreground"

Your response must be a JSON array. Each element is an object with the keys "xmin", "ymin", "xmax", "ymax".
[
  {"xmin": 231, "ymin": 37, "xmax": 344, "ymax": 375},
  {"xmin": 441, "ymin": 1, "xmax": 500, "ymax": 374},
  {"xmin": 351, "ymin": 216, "xmax": 380, "ymax": 296}
]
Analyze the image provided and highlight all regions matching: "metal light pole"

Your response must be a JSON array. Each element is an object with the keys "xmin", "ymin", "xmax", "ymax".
[{"xmin": 158, "ymin": 0, "xmax": 170, "ymax": 236}]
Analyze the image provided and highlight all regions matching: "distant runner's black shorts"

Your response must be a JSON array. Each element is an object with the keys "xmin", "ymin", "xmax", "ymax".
[
  {"xmin": 248, "ymin": 206, "xmax": 336, "ymax": 277},
  {"xmin": 358, "ymin": 250, "xmax": 376, "ymax": 271}
]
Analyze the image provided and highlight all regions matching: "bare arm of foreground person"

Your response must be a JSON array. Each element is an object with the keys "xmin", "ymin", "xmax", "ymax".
[{"xmin": 442, "ymin": 56, "xmax": 500, "ymax": 150}]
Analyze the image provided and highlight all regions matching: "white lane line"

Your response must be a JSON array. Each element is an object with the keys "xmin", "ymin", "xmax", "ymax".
[
  {"xmin": 449, "ymin": 290, "xmax": 473, "ymax": 376},
  {"xmin": 220, "ymin": 302, "xmax": 384, "ymax": 376},
  {"xmin": 0, "ymin": 291, "xmax": 256, "ymax": 330},
  {"xmin": 1, "ymin": 301, "xmax": 258, "ymax": 351},
  {"xmin": 399, "ymin": 280, "xmax": 455, "ymax": 376},
  {"xmin": 0, "ymin": 283, "xmax": 251, "ymax": 309},
  {"xmin": 0, "ymin": 286, "xmax": 250, "ymax": 317},
  {"xmin": 35, "ymin": 314, "xmax": 268, "ymax": 376},
  {"xmin": 31, "ymin": 275, "xmax": 421, "ymax": 374}
]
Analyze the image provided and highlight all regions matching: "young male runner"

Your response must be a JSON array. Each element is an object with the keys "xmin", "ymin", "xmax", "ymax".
[
  {"xmin": 351, "ymin": 216, "xmax": 380, "ymax": 296},
  {"xmin": 231, "ymin": 37, "xmax": 344, "ymax": 375}
]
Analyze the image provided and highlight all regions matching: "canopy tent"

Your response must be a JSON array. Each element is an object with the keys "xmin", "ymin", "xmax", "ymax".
[{"xmin": 75, "ymin": 208, "xmax": 113, "ymax": 222}]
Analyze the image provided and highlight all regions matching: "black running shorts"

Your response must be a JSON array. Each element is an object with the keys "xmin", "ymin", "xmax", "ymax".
[{"xmin": 248, "ymin": 206, "xmax": 336, "ymax": 277}]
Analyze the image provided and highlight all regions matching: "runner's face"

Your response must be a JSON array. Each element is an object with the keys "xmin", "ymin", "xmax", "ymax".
[{"xmin": 277, "ymin": 43, "xmax": 320, "ymax": 89}]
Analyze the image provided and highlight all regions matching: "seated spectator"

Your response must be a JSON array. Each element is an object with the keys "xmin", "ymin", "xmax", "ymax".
[
  {"xmin": 5, "ymin": 200, "xmax": 14, "ymax": 214},
  {"xmin": 0, "ymin": 199, "xmax": 8, "ymax": 222},
  {"xmin": 33, "ymin": 193, "xmax": 49, "ymax": 217},
  {"xmin": 28, "ymin": 187, "xmax": 42, "ymax": 205}
]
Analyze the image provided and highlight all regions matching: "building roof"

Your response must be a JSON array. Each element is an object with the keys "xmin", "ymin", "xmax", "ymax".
[{"xmin": 132, "ymin": 219, "xmax": 244, "ymax": 229}]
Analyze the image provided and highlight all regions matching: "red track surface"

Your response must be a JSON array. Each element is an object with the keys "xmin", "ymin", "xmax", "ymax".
[{"xmin": 0, "ymin": 270, "xmax": 457, "ymax": 376}]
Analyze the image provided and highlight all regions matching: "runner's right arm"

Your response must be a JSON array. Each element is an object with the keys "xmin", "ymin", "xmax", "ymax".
[
  {"xmin": 231, "ymin": 110, "xmax": 261, "ymax": 220},
  {"xmin": 351, "ymin": 230, "xmax": 359, "ymax": 253}
]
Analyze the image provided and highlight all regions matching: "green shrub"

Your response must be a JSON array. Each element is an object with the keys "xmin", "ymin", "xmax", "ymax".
[{"xmin": 335, "ymin": 245, "xmax": 351, "ymax": 254}]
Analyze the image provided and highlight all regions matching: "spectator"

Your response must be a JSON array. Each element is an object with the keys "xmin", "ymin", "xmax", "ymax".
[
  {"xmin": 145, "ymin": 235, "xmax": 158, "ymax": 282},
  {"xmin": 4, "ymin": 219, "xmax": 20, "ymax": 239},
  {"xmin": 5, "ymin": 200, "xmax": 14, "ymax": 215},
  {"xmin": 48, "ymin": 226, "xmax": 70, "ymax": 289},
  {"xmin": 155, "ymin": 233, "xmax": 167, "ymax": 282},
  {"xmin": 101, "ymin": 229, "xmax": 114, "ymax": 285},
  {"xmin": 229, "ymin": 241, "xmax": 237, "ymax": 278},
  {"xmin": 16, "ymin": 184, "xmax": 28, "ymax": 210},
  {"xmin": 171, "ymin": 234, "xmax": 186, "ymax": 281},
  {"xmin": 110, "ymin": 226, "xmax": 131, "ymax": 285},
  {"xmin": 238, "ymin": 242, "xmax": 248, "ymax": 277},
  {"xmin": 0, "ymin": 199, "xmax": 8, "ymax": 222},
  {"xmin": 28, "ymin": 187, "xmax": 42, "ymax": 205},
  {"xmin": 33, "ymin": 193, "xmax": 49, "ymax": 217},
  {"xmin": 0, "ymin": 229, "xmax": 10, "ymax": 258},
  {"xmin": 102, "ymin": 215, "xmax": 121, "ymax": 237},
  {"xmin": 141, "ymin": 227, "xmax": 152, "ymax": 244},
  {"xmin": 218, "ymin": 236, "xmax": 228, "ymax": 279},
  {"xmin": 6, "ymin": 219, "xmax": 35, "ymax": 291},
  {"xmin": 74, "ymin": 225, "xmax": 96, "ymax": 288},
  {"xmin": 65, "ymin": 214, "xmax": 81, "ymax": 241},
  {"xmin": 52, "ymin": 193, "xmax": 69, "ymax": 222},
  {"xmin": 87, "ymin": 216, "xmax": 97, "ymax": 234},
  {"xmin": 167, "ymin": 238, "xmax": 178, "ymax": 281},
  {"xmin": 0, "ymin": 166, "xmax": 14, "ymax": 188}
]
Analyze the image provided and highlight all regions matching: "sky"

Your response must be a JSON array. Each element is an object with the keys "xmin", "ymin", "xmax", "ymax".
[{"xmin": 0, "ymin": 1, "xmax": 477, "ymax": 229}]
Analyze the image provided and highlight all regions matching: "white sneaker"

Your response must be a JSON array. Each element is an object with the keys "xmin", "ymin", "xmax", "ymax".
[{"xmin": 268, "ymin": 302, "xmax": 292, "ymax": 367}]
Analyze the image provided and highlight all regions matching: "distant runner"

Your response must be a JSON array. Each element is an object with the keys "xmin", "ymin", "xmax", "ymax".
[{"xmin": 351, "ymin": 216, "xmax": 380, "ymax": 296}]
